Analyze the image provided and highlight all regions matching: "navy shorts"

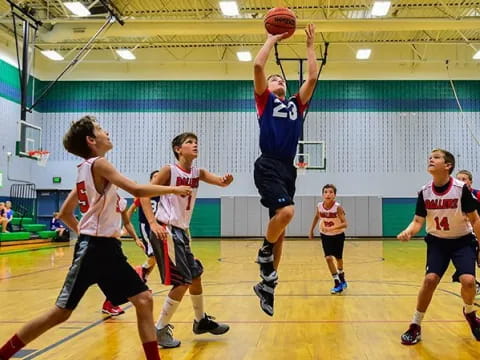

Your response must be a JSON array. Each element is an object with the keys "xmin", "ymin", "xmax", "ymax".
[
  {"xmin": 150, "ymin": 225, "xmax": 204, "ymax": 286},
  {"xmin": 56, "ymin": 235, "xmax": 148, "ymax": 309},
  {"xmin": 425, "ymin": 233, "xmax": 477, "ymax": 278},
  {"xmin": 254, "ymin": 155, "xmax": 297, "ymax": 218},
  {"xmin": 320, "ymin": 233, "xmax": 345, "ymax": 259}
]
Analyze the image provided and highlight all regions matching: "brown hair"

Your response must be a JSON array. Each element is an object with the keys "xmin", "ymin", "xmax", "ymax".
[
  {"xmin": 63, "ymin": 115, "xmax": 97, "ymax": 159},
  {"xmin": 171, "ymin": 132, "xmax": 198, "ymax": 160},
  {"xmin": 322, "ymin": 184, "xmax": 337, "ymax": 194},
  {"xmin": 432, "ymin": 148, "xmax": 455, "ymax": 175},
  {"xmin": 456, "ymin": 169, "xmax": 472, "ymax": 181}
]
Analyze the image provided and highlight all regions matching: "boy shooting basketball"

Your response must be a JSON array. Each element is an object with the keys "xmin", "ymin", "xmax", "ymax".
[
  {"xmin": 0, "ymin": 115, "xmax": 192, "ymax": 360},
  {"xmin": 398, "ymin": 149, "xmax": 480, "ymax": 345},
  {"xmin": 253, "ymin": 23, "xmax": 318, "ymax": 316}
]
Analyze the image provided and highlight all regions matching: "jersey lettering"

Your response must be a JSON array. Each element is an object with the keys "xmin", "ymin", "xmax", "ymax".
[
  {"xmin": 76, "ymin": 181, "xmax": 89, "ymax": 213},
  {"xmin": 272, "ymin": 100, "xmax": 298, "ymax": 121}
]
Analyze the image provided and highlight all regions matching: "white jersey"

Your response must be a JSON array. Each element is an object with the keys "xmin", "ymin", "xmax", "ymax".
[
  {"xmin": 77, "ymin": 157, "xmax": 122, "ymax": 238},
  {"xmin": 317, "ymin": 201, "xmax": 345, "ymax": 236},
  {"xmin": 422, "ymin": 178, "xmax": 472, "ymax": 238},
  {"xmin": 155, "ymin": 164, "xmax": 200, "ymax": 230}
]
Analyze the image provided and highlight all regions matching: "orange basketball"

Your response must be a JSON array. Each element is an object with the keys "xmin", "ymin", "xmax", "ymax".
[{"xmin": 264, "ymin": 7, "xmax": 296, "ymax": 39}]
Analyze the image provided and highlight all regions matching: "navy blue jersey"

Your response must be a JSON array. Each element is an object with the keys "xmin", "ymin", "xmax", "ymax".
[
  {"xmin": 255, "ymin": 89, "xmax": 307, "ymax": 161},
  {"xmin": 134, "ymin": 196, "xmax": 160, "ymax": 226}
]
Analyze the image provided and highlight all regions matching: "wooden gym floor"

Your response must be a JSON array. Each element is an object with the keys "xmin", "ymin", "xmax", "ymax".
[{"xmin": 0, "ymin": 239, "xmax": 479, "ymax": 360}]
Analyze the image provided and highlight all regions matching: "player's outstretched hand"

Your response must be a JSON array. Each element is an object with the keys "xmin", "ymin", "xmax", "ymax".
[
  {"xmin": 174, "ymin": 186, "xmax": 192, "ymax": 196},
  {"xmin": 267, "ymin": 32, "xmax": 289, "ymax": 43},
  {"xmin": 220, "ymin": 173, "xmax": 234, "ymax": 186},
  {"xmin": 397, "ymin": 230, "xmax": 412, "ymax": 242},
  {"xmin": 305, "ymin": 23, "xmax": 315, "ymax": 47}
]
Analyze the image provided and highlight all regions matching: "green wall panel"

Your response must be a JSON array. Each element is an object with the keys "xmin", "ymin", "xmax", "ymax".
[{"xmin": 382, "ymin": 198, "xmax": 426, "ymax": 237}]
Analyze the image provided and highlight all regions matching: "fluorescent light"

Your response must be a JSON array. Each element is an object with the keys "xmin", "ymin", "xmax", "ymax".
[
  {"xmin": 116, "ymin": 49, "xmax": 136, "ymax": 60},
  {"xmin": 219, "ymin": 1, "xmax": 239, "ymax": 16},
  {"xmin": 236, "ymin": 51, "xmax": 252, "ymax": 62},
  {"xmin": 473, "ymin": 50, "xmax": 480, "ymax": 60},
  {"xmin": 371, "ymin": 1, "xmax": 391, "ymax": 16},
  {"xmin": 64, "ymin": 2, "xmax": 91, "ymax": 17},
  {"xmin": 41, "ymin": 50, "xmax": 64, "ymax": 61},
  {"xmin": 356, "ymin": 49, "xmax": 371, "ymax": 60}
]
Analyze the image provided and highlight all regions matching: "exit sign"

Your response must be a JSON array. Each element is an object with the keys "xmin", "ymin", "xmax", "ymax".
[{"xmin": 53, "ymin": 176, "xmax": 62, "ymax": 184}]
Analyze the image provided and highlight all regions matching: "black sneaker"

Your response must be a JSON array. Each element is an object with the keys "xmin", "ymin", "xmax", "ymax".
[
  {"xmin": 253, "ymin": 282, "xmax": 274, "ymax": 316},
  {"xmin": 193, "ymin": 314, "xmax": 229, "ymax": 335},
  {"xmin": 464, "ymin": 310, "xmax": 480, "ymax": 341},
  {"xmin": 401, "ymin": 323, "xmax": 421, "ymax": 345}
]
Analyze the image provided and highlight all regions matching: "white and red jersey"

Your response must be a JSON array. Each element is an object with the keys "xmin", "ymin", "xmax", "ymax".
[
  {"xmin": 422, "ymin": 178, "xmax": 472, "ymax": 238},
  {"xmin": 155, "ymin": 164, "xmax": 200, "ymax": 230},
  {"xmin": 317, "ymin": 201, "xmax": 345, "ymax": 236},
  {"xmin": 76, "ymin": 157, "xmax": 123, "ymax": 238}
]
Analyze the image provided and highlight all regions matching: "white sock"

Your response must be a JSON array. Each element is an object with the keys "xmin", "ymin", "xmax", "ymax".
[
  {"xmin": 412, "ymin": 310, "xmax": 425, "ymax": 325},
  {"xmin": 338, "ymin": 269, "xmax": 344, "ymax": 274},
  {"xmin": 332, "ymin": 273, "xmax": 340, "ymax": 281},
  {"xmin": 464, "ymin": 303, "xmax": 475, "ymax": 314},
  {"xmin": 156, "ymin": 296, "xmax": 180, "ymax": 329},
  {"xmin": 190, "ymin": 294, "xmax": 205, "ymax": 321}
]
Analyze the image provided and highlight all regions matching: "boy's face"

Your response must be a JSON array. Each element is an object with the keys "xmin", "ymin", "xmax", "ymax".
[
  {"xmin": 456, "ymin": 173, "xmax": 472, "ymax": 188},
  {"xmin": 428, "ymin": 151, "xmax": 451, "ymax": 175},
  {"xmin": 268, "ymin": 76, "xmax": 286, "ymax": 97},
  {"xmin": 322, "ymin": 188, "xmax": 336, "ymax": 201},
  {"xmin": 176, "ymin": 137, "xmax": 198, "ymax": 160},
  {"xmin": 89, "ymin": 123, "xmax": 112, "ymax": 153}
]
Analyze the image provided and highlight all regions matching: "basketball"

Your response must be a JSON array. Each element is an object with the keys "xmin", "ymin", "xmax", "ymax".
[{"xmin": 264, "ymin": 7, "xmax": 296, "ymax": 39}]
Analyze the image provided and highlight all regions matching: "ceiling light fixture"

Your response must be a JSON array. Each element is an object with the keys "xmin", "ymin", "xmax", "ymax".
[
  {"xmin": 41, "ymin": 50, "xmax": 64, "ymax": 61},
  {"xmin": 356, "ymin": 49, "xmax": 372, "ymax": 60},
  {"xmin": 116, "ymin": 49, "xmax": 136, "ymax": 60},
  {"xmin": 236, "ymin": 51, "xmax": 252, "ymax": 62},
  {"xmin": 64, "ymin": 2, "xmax": 91, "ymax": 17},
  {"xmin": 371, "ymin": 1, "xmax": 391, "ymax": 16},
  {"xmin": 219, "ymin": 1, "xmax": 239, "ymax": 16}
]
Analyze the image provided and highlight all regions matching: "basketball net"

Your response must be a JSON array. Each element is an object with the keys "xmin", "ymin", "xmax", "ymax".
[{"xmin": 28, "ymin": 150, "xmax": 50, "ymax": 167}]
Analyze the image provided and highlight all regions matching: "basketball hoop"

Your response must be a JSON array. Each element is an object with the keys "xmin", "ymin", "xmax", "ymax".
[
  {"xmin": 28, "ymin": 150, "xmax": 50, "ymax": 167},
  {"xmin": 295, "ymin": 162, "xmax": 308, "ymax": 176}
]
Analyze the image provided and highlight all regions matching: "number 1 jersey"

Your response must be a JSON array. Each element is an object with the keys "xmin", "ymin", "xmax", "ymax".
[{"xmin": 155, "ymin": 164, "xmax": 200, "ymax": 230}]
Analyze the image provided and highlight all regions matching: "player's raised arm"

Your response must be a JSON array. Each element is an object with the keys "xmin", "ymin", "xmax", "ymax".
[
  {"xmin": 298, "ymin": 24, "xmax": 318, "ymax": 105},
  {"xmin": 254, "ymin": 33, "xmax": 287, "ymax": 95}
]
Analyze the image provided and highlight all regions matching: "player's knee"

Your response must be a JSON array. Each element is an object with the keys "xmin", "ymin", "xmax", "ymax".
[
  {"xmin": 423, "ymin": 273, "xmax": 440, "ymax": 288},
  {"xmin": 133, "ymin": 291, "xmax": 153, "ymax": 308},
  {"xmin": 325, "ymin": 255, "xmax": 335, "ymax": 262},
  {"xmin": 277, "ymin": 206, "xmax": 294, "ymax": 223},
  {"xmin": 459, "ymin": 274, "xmax": 476, "ymax": 289},
  {"xmin": 50, "ymin": 307, "xmax": 72, "ymax": 325}
]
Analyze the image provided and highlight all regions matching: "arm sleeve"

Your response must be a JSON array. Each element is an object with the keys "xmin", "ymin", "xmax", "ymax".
[
  {"xmin": 255, "ymin": 89, "xmax": 270, "ymax": 117},
  {"xmin": 461, "ymin": 185, "xmax": 477, "ymax": 213},
  {"xmin": 415, "ymin": 191, "xmax": 427, "ymax": 217}
]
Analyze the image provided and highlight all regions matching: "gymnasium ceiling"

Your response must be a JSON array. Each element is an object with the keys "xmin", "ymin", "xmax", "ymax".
[{"xmin": 0, "ymin": 0, "xmax": 479, "ymax": 79}]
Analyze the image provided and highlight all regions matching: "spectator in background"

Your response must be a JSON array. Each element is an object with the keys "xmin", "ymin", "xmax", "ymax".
[
  {"xmin": 50, "ymin": 212, "xmax": 67, "ymax": 239},
  {"xmin": 0, "ymin": 202, "xmax": 9, "ymax": 233},
  {"xmin": 5, "ymin": 201, "xmax": 13, "ymax": 232}
]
